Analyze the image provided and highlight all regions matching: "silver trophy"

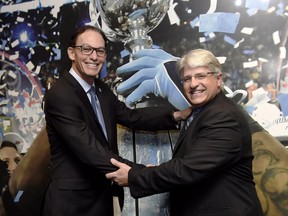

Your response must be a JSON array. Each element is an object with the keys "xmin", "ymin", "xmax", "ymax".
[
  {"xmin": 89, "ymin": 1, "xmax": 174, "ymax": 215},
  {"xmin": 90, "ymin": 0, "xmax": 171, "ymax": 53}
]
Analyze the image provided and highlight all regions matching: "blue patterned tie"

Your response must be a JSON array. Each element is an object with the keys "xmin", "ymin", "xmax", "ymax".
[
  {"xmin": 185, "ymin": 107, "xmax": 202, "ymax": 130},
  {"xmin": 88, "ymin": 86, "xmax": 107, "ymax": 139}
]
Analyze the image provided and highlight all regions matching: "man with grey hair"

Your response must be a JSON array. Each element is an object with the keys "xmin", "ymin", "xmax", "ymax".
[{"xmin": 106, "ymin": 49, "xmax": 264, "ymax": 216}]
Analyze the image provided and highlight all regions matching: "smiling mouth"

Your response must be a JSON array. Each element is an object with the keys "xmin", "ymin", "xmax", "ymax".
[
  {"xmin": 85, "ymin": 63, "xmax": 99, "ymax": 68},
  {"xmin": 191, "ymin": 89, "xmax": 205, "ymax": 95}
]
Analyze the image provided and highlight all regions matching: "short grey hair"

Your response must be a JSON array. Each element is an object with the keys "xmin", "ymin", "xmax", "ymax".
[{"xmin": 177, "ymin": 49, "xmax": 222, "ymax": 79}]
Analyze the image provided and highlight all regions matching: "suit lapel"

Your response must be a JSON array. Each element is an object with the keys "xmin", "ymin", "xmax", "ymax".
[
  {"xmin": 64, "ymin": 72, "xmax": 96, "ymax": 120},
  {"xmin": 173, "ymin": 110, "xmax": 198, "ymax": 154},
  {"xmin": 63, "ymin": 72, "xmax": 107, "ymax": 138},
  {"xmin": 173, "ymin": 123, "xmax": 189, "ymax": 155}
]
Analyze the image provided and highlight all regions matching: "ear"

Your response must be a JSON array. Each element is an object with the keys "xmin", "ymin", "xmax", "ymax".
[
  {"xmin": 217, "ymin": 73, "xmax": 223, "ymax": 87},
  {"xmin": 67, "ymin": 47, "xmax": 75, "ymax": 61}
]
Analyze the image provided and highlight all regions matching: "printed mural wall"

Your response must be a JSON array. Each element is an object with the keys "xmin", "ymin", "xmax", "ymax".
[{"xmin": 0, "ymin": 0, "xmax": 288, "ymax": 215}]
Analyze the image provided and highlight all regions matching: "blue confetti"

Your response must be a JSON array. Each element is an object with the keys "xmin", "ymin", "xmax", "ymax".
[
  {"xmin": 245, "ymin": 0, "xmax": 270, "ymax": 11},
  {"xmin": 199, "ymin": 13, "xmax": 240, "ymax": 34}
]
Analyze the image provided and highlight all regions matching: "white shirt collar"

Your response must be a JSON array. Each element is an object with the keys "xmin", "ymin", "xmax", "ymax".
[{"xmin": 69, "ymin": 68, "xmax": 93, "ymax": 93}]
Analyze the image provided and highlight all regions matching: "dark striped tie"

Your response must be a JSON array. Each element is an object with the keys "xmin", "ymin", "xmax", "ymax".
[{"xmin": 185, "ymin": 108, "xmax": 202, "ymax": 130}]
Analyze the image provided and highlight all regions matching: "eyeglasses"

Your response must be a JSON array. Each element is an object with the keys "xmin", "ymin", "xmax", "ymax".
[
  {"xmin": 182, "ymin": 72, "xmax": 217, "ymax": 83},
  {"xmin": 73, "ymin": 45, "xmax": 106, "ymax": 57}
]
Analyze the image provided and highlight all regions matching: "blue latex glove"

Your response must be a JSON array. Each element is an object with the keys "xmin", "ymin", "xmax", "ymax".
[{"xmin": 116, "ymin": 49, "xmax": 191, "ymax": 110}]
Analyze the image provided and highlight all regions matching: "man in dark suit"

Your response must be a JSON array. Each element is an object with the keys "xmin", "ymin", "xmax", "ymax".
[
  {"xmin": 106, "ymin": 49, "xmax": 264, "ymax": 216},
  {"xmin": 42, "ymin": 25, "xmax": 190, "ymax": 216}
]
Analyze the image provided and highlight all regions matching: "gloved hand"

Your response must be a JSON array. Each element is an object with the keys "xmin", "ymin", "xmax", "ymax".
[{"xmin": 116, "ymin": 49, "xmax": 191, "ymax": 110}]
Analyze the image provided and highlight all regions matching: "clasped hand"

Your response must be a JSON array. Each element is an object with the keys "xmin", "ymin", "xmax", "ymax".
[{"xmin": 106, "ymin": 158, "xmax": 131, "ymax": 187}]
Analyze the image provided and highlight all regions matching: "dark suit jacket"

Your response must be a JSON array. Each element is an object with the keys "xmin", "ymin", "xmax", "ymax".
[
  {"xmin": 128, "ymin": 91, "xmax": 264, "ymax": 216},
  {"xmin": 42, "ymin": 71, "xmax": 177, "ymax": 216}
]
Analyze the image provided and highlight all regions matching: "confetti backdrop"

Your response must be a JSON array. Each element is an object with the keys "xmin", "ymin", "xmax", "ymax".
[{"xmin": 1, "ymin": 1, "xmax": 288, "ymax": 216}]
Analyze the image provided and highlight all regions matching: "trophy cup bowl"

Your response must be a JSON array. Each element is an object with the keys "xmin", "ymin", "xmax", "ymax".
[{"xmin": 90, "ymin": 0, "xmax": 171, "ymax": 53}]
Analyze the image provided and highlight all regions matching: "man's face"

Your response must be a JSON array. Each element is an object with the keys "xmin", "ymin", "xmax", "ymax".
[
  {"xmin": 182, "ymin": 66, "xmax": 222, "ymax": 107},
  {"xmin": 67, "ymin": 30, "xmax": 106, "ymax": 84}
]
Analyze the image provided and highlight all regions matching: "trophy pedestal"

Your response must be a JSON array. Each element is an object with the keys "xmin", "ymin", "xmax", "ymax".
[{"xmin": 117, "ymin": 125, "xmax": 179, "ymax": 216}]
